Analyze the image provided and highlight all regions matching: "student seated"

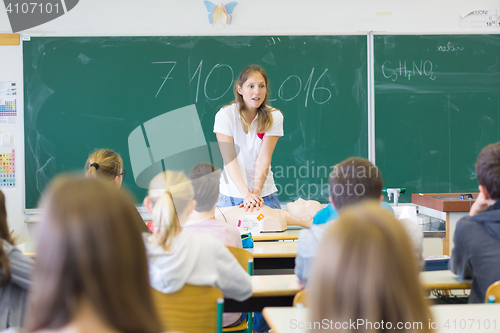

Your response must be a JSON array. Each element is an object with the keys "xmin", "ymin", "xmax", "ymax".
[
  {"xmin": 143, "ymin": 170, "xmax": 252, "ymax": 328},
  {"xmin": 295, "ymin": 157, "xmax": 423, "ymax": 287},
  {"xmin": 214, "ymin": 198, "xmax": 324, "ymax": 231},
  {"xmin": 184, "ymin": 163, "xmax": 242, "ymax": 248},
  {"xmin": 22, "ymin": 176, "xmax": 164, "ymax": 333},
  {"xmin": 85, "ymin": 148, "xmax": 151, "ymax": 234},
  {"xmin": 308, "ymin": 203, "xmax": 433, "ymax": 333},
  {"xmin": 450, "ymin": 142, "xmax": 500, "ymax": 303},
  {"xmin": 0, "ymin": 190, "xmax": 34, "ymax": 330}
]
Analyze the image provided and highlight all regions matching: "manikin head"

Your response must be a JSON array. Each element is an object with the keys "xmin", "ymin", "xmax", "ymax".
[{"xmin": 287, "ymin": 198, "xmax": 323, "ymax": 224}]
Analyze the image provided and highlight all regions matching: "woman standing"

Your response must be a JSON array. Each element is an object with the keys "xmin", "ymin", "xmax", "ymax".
[{"xmin": 214, "ymin": 65, "xmax": 283, "ymax": 212}]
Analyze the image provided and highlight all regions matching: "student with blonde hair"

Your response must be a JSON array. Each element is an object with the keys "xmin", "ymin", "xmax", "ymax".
[
  {"xmin": 0, "ymin": 190, "xmax": 34, "ymax": 330},
  {"xmin": 85, "ymin": 148, "xmax": 151, "ymax": 233},
  {"xmin": 85, "ymin": 149, "xmax": 126, "ymax": 186},
  {"xmin": 26, "ymin": 176, "xmax": 164, "ymax": 333},
  {"xmin": 308, "ymin": 203, "xmax": 433, "ymax": 333},
  {"xmin": 143, "ymin": 170, "xmax": 252, "ymax": 328}
]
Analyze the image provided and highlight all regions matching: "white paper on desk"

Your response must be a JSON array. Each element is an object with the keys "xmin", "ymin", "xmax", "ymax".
[{"xmin": 237, "ymin": 215, "xmax": 262, "ymax": 236}]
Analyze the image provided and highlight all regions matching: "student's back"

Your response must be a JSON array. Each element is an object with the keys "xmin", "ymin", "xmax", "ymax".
[
  {"xmin": 308, "ymin": 203, "xmax": 433, "ymax": 333},
  {"xmin": 295, "ymin": 157, "xmax": 423, "ymax": 287},
  {"xmin": 25, "ymin": 177, "xmax": 164, "ymax": 333},
  {"xmin": 183, "ymin": 218, "xmax": 242, "ymax": 248},
  {"xmin": 143, "ymin": 170, "xmax": 252, "ymax": 327},
  {"xmin": 0, "ymin": 190, "xmax": 33, "ymax": 330},
  {"xmin": 184, "ymin": 163, "xmax": 242, "ymax": 248},
  {"xmin": 450, "ymin": 142, "xmax": 500, "ymax": 303}
]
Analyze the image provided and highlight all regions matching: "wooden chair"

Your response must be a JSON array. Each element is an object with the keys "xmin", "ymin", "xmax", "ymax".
[
  {"xmin": 293, "ymin": 289, "xmax": 309, "ymax": 307},
  {"xmin": 225, "ymin": 246, "xmax": 253, "ymax": 333},
  {"xmin": 485, "ymin": 280, "xmax": 500, "ymax": 303},
  {"xmin": 226, "ymin": 246, "xmax": 254, "ymax": 276},
  {"xmin": 151, "ymin": 284, "xmax": 223, "ymax": 333}
]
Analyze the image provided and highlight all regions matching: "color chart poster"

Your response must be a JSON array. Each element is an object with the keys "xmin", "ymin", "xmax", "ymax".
[
  {"xmin": 0, "ymin": 148, "xmax": 15, "ymax": 188},
  {"xmin": 0, "ymin": 81, "xmax": 17, "ymax": 125}
]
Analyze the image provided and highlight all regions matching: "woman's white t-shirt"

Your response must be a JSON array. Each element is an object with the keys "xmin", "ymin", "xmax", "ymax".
[{"xmin": 213, "ymin": 104, "xmax": 284, "ymax": 198}]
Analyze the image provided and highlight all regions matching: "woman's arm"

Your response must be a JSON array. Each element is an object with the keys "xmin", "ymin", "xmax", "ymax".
[{"xmin": 216, "ymin": 133, "xmax": 263, "ymax": 208}]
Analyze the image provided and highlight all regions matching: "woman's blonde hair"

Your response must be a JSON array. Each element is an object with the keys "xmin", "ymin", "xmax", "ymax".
[
  {"xmin": 85, "ymin": 149, "xmax": 123, "ymax": 180},
  {"xmin": 30, "ymin": 176, "xmax": 162, "ymax": 333},
  {"xmin": 233, "ymin": 65, "xmax": 279, "ymax": 134},
  {"xmin": 147, "ymin": 171, "xmax": 194, "ymax": 250},
  {"xmin": 309, "ymin": 202, "xmax": 433, "ymax": 333}
]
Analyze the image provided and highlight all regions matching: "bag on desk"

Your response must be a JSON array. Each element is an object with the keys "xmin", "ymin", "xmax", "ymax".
[{"xmin": 241, "ymin": 233, "xmax": 254, "ymax": 248}]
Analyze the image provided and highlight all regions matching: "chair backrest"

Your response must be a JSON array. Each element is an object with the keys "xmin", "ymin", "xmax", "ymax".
[
  {"xmin": 293, "ymin": 289, "xmax": 309, "ymax": 307},
  {"xmin": 485, "ymin": 280, "xmax": 500, "ymax": 303},
  {"xmin": 226, "ymin": 246, "xmax": 254, "ymax": 275},
  {"xmin": 151, "ymin": 284, "xmax": 223, "ymax": 333}
]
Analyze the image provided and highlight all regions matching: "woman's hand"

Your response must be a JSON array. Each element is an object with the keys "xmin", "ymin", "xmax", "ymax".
[{"xmin": 240, "ymin": 192, "xmax": 264, "ymax": 212}]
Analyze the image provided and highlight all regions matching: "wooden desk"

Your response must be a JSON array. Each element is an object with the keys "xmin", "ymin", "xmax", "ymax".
[
  {"xmin": 430, "ymin": 303, "xmax": 500, "ymax": 333},
  {"xmin": 246, "ymin": 241, "xmax": 297, "ymax": 270},
  {"xmin": 224, "ymin": 274, "xmax": 301, "ymax": 312},
  {"xmin": 420, "ymin": 270, "xmax": 471, "ymax": 290},
  {"xmin": 412, "ymin": 193, "xmax": 477, "ymax": 255},
  {"xmin": 263, "ymin": 304, "xmax": 500, "ymax": 333},
  {"xmin": 253, "ymin": 229, "xmax": 301, "ymax": 241},
  {"xmin": 228, "ymin": 271, "xmax": 469, "ymax": 313},
  {"xmin": 248, "ymin": 241, "xmax": 298, "ymax": 258},
  {"xmin": 263, "ymin": 307, "xmax": 307, "ymax": 333}
]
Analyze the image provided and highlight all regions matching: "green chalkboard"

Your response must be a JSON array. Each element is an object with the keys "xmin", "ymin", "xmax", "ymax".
[
  {"xmin": 24, "ymin": 36, "xmax": 368, "ymax": 209},
  {"xmin": 374, "ymin": 35, "xmax": 500, "ymax": 203}
]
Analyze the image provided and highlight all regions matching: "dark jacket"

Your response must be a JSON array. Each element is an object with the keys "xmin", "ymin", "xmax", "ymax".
[{"xmin": 449, "ymin": 202, "xmax": 500, "ymax": 303}]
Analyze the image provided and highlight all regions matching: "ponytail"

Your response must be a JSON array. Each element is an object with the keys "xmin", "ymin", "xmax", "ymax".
[
  {"xmin": 147, "ymin": 171, "xmax": 194, "ymax": 251},
  {"xmin": 85, "ymin": 149, "xmax": 123, "ymax": 180}
]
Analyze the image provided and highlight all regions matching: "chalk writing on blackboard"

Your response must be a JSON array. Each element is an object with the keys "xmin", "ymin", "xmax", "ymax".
[
  {"xmin": 437, "ymin": 42, "xmax": 464, "ymax": 52},
  {"xmin": 155, "ymin": 59, "xmax": 333, "ymax": 107},
  {"xmin": 152, "ymin": 61, "xmax": 177, "ymax": 98},
  {"xmin": 381, "ymin": 60, "xmax": 436, "ymax": 81}
]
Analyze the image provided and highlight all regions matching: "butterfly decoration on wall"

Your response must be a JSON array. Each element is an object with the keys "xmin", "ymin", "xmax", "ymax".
[{"xmin": 204, "ymin": 1, "xmax": 238, "ymax": 25}]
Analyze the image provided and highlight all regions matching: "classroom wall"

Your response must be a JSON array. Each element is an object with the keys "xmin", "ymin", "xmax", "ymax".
[{"xmin": 0, "ymin": 0, "xmax": 499, "ymax": 246}]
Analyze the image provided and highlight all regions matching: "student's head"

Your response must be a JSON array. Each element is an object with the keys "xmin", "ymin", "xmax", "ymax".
[
  {"xmin": 144, "ymin": 171, "xmax": 195, "ymax": 250},
  {"xmin": 234, "ymin": 65, "xmax": 274, "ymax": 134},
  {"xmin": 309, "ymin": 203, "xmax": 432, "ymax": 333},
  {"xmin": 30, "ymin": 176, "xmax": 162, "ymax": 333},
  {"xmin": 188, "ymin": 162, "xmax": 220, "ymax": 213},
  {"xmin": 286, "ymin": 198, "xmax": 323, "ymax": 224},
  {"xmin": 85, "ymin": 149, "xmax": 125, "ymax": 187},
  {"xmin": 329, "ymin": 157, "xmax": 383, "ymax": 210},
  {"xmin": 476, "ymin": 142, "xmax": 500, "ymax": 200},
  {"xmin": 0, "ymin": 190, "xmax": 13, "ymax": 287}
]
